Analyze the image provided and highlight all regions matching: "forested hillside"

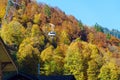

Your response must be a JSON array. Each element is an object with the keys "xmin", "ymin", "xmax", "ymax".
[
  {"xmin": 0, "ymin": 0, "xmax": 120, "ymax": 80},
  {"xmin": 94, "ymin": 23, "xmax": 120, "ymax": 39}
]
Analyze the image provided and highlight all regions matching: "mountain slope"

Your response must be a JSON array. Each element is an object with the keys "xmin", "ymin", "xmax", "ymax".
[{"xmin": 0, "ymin": 0, "xmax": 120, "ymax": 79}]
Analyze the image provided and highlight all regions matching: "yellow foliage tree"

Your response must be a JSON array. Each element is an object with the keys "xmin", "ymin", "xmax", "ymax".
[
  {"xmin": 0, "ymin": 1, "xmax": 6, "ymax": 19},
  {"xmin": 33, "ymin": 13, "xmax": 41, "ymax": 24},
  {"xmin": 99, "ymin": 62, "xmax": 120, "ymax": 80},
  {"xmin": 1, "ymin": 20, "xmax": 25, "ymax": 45},
  {"xmin": 17, "ymin": 37, "xmax": 40, "ymax": 75},
  {"xmin": 59, "ymin": 30, "xmax": 70, "ymax": 45},
  {"xmin": 87, "ymin": 32, "xmax": 94, "ymax": 43},
  {"xmin": 64, "ymin": 41, "xmax": 86, "ymax": 80},
  {"xmin": 31, "ymin": 24, "xmax": 41, "ymax": 37},
  {"xmin": 87, "ymin": 60, "xmax": 99, "ymax": 80}
]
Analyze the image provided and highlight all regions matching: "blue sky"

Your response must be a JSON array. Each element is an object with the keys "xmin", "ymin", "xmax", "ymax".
[{"xmin": 36, "ymin": 0, "xmax": 120, "ymax": 30}]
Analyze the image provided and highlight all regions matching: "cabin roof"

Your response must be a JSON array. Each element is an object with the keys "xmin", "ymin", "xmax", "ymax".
[{"xmin": 0, "ymin": 37, "xmax": 18, "ymax": 72}]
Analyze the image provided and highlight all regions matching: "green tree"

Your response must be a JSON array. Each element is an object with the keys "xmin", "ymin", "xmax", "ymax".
[
  {"xmin": 94, "ymin": 23, "xmax": 103, "ymax": 32},
  {"xmin": 106, "ymin": 33, "xmax": 111, "ymax": 40},
  {"xmin": 78, "ymin": 20, "xmax": 84, "ymax": 30},
  {"xmin": 44, "ymin": 5, "xmax": 51, "ymax": 18}
]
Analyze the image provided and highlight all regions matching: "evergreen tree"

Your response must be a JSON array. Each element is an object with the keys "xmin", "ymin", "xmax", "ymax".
[
  {"xmin": 44, "ymin": 5, "xmax": 51, "ymax": 18},
  {"xmin": 94, "ymin": 23, "xmax": 103, "ymax": 32},
  {"xmin": 106, "ymin": 33, "xmax": 111, "ymax": 40}
]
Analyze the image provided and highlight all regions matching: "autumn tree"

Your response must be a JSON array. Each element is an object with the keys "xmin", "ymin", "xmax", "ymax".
[
  {"xmin": 59, "ymin": 30, "xmax": 70, "ymax": 45},
  {"xmin": 89, "ymin": 44, "xmax": 103, "ymax": 67},
  {"xmin": 33, "ymin": 13, "xmax": 41, "ymax": 24},
  {"xmin": 61, "ymin": 21, "xmax": 79, "ymax": 39},
  {"xmin": 40, "ymin": 46, "xmax": 54, "ymax": 75},
  {"xmin": 17, "ymin": 37, "xmax": 42, "ymax": 75},
  {"xmin": 1, "ymin": 1, "xmax": 120, "ymax": 79},
  {"xmin": 31, "ymin": 24, "xmax": 41, "ymax": 37},
  {"xmin": 24, "ymin": 22, "xmax": 33, "ymax": 37},
  {"xmin": 94, "ymin": 32, "xmax": 107, "ymax": 47},
  {"xmin": 31, "ymin": 24, "xmax": 45, "ymax": 51},
  {"xmin": 1, "ymin": 20, "xmax": 25, "ymax": 45},
  {"xmin": 52, "ymin": 44, "xmax": 68, "ymax": 74},
  {"xmin": 40, "ymin": 44, "xmax": 67, "ymax": 75},
  {"xmin": 64, "ymin": 41, "xmax": 86, "ymax": 80},
  {"xmin": 87, "ymin": 60, "xmax": 99, "ymax": 80},
  {"xmin": 0, "ymin": 0, "xmax": 6, "ymax": 19},
  {"xmin": 64, "ymin": 39, "xmax": 104, "ymax": 80},
  {"xmin": 17, "ymin": 23, "xmax": 45, "ymax": 75},
  {"xmin": 99, "ymin": 62, "xmax": 120, "ymax": 80},
  {"xmin": 50, "ymin": 7, "xmax": 67, "ymax": 25},
  {"xmin": 25, "ymin": 2, "xmax": 39, "ymax": 20},
  {"xmin": 82, "ymin": 42, "xmax": 103, "ymax": 80},
  {"xmin": 87, "ymin": 32, "xmax": 94, "ymax": 43}
]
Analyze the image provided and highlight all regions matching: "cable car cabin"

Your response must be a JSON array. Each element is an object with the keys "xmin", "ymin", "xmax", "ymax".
[
  {"xmin": 48, "ymin": 31, "xmax": 56, "ymax": 37},
  {"xmin": 0, "ymin": 37, "xmax": 17, "ymax": 80}
]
